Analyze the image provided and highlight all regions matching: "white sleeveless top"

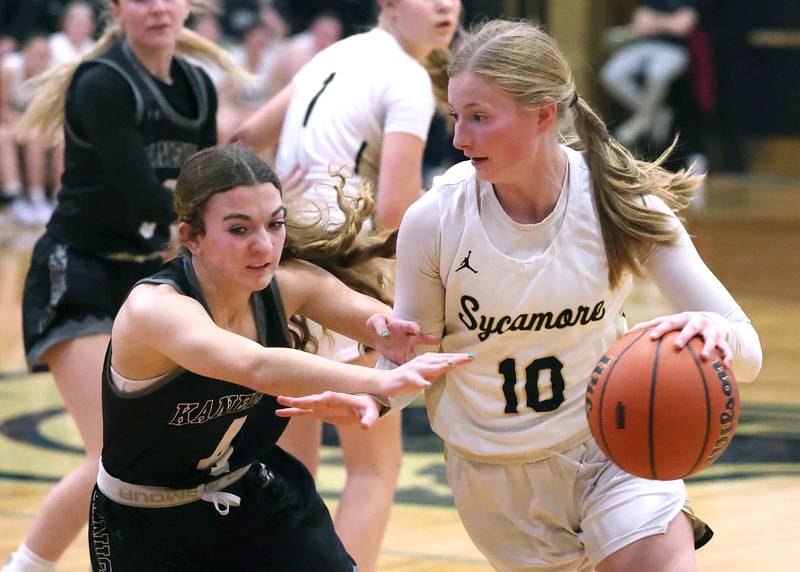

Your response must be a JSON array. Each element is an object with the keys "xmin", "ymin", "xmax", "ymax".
[{"xmin": 401, "ymin": 147, "xmax": 632, "ymax": 461}]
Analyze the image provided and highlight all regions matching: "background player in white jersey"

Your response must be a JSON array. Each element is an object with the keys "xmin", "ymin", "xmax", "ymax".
[
  {"xmin": 233, "ymin": 2, "xmax": 461, "ymax": 569},
  {"xmin": 278, "ymin": 19, "xmax": 763, "ymax": 572}
]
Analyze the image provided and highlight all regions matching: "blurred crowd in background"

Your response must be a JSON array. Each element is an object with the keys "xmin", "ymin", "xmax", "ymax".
[{"xmin": 0, "ymin": 0, "xmax": 797, "ymax": 227}]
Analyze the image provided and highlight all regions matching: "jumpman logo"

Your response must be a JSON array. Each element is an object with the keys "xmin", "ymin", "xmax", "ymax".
[{"xmin": 455, "ymin": 250, "xmax": 478, "ymax": 274}]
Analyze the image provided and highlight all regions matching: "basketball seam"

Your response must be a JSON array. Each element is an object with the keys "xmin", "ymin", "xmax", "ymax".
[
  {"xmin": 686, "ymin": 344, "xmax": 712, "ymax": 476},
  {"xmin": 597, "ymin": 329, "xmax": 649, "ymax": 466},
  {"xmin": 649, "ymin": 338, "xmax": 663, "ymax": 479}
]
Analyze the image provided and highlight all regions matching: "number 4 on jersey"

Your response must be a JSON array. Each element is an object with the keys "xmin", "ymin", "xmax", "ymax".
[{"xmin": 499, "ymin": 356, "xmax": 566, "ymax": 413}]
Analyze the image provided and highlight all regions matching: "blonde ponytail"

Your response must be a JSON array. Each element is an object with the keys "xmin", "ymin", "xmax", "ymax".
[
  {"xmin": 17, "ymin": 22, "xmax": 123, "ymax": 141},
  {"xmin": 571, "ymin": 97, "xmax": 701, "ymax": 288}
]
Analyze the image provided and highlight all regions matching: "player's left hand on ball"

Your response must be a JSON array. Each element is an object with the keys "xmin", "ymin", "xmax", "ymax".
[
  {"xmin": 631, "ymin": 311, "xmax": 732, "ymax": 365},
  {"xmin": 366, "ymin": 313, "xmax": 440, "ymax": 364},
  {"xmin": 275, "ymin": 392, "xmax": 381, "ymax": 429}
]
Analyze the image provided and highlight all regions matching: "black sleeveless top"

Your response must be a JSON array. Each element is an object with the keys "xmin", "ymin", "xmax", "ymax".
[
  {"xmin": 49, "ymin": 41, "xmax": 217, "ymax": 256},
  {"xmin": 101, "ymin": 256, "xmax": 292, "ymax": 488}
]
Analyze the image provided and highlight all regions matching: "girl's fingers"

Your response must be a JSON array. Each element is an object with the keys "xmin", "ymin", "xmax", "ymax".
[
  {"xmin": 277, "ymin": 395, "xmax": 316, "ymax": 408},
  {"xmin": 699, "ymin": 327, "xmax": 718, "ymax": 359},
  {"xmin": 718, "ymin": 339, "xmax": 733, "ymax": 366},
  {"xmin": 368, "ymin": 313, "xmax": 391, "ymax": 338},
  {"xmin": 672, "ymin": 322, "xmax": 702, "ymax": 348},
  {"xmin": 275, "ymin": 407, "xmax": 311, "ymax": 418},
  {"xmin": 359, "ymin": 406, "xmax": 379, "ymax": 429},
  {"xmin": 630, "ymin": 317, "xmax": 664, "ymax": 332},
  {"xmin": 415, "ymin": 333, "xmax": 441, "ymax": 346},
  {"xmin": 651, "ymin": 318, "xmax": 683, "ymax": 340},
  {"xmin": 415, "ymin": 353, "xmax": 475, "ymax": 378},
  {"xmin": 391, "ymin": 319, "xmax": 422, "ymax": 336}
]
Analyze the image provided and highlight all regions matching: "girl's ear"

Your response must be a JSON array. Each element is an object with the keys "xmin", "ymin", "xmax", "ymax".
[
  {"xmin": 177, "ymin": 221, "xmax": 199, "ymax": 254},
  {"xmin": 536, "ymin": 100, "xmax": 559, "ymax": 133}
]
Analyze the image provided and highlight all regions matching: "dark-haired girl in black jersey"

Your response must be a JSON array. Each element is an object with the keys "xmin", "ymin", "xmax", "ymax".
[
  {"xmin": 89, "ymin": 144, "xmax": 471, "ymax": 571},
  {"xmin": 6, "ymin": 2, "xmax": 244, "ymax": 570}
]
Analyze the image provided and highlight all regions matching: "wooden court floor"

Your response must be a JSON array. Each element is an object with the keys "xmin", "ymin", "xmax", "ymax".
[{"xmin": 1, "ymin": 177, "xmax": 798, "ymax": 571}]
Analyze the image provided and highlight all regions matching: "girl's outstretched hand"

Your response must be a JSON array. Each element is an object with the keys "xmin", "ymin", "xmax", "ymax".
[
  {"xmin": 276, "ymin": 352, "xmax": 475, "ymax": 427},
  {"xmin": 276, "ymin": 392, "xmax": 381, "ymax": 429},
  {"xmin": 631, "ymin": 311, "xmax": 732, "ymax": 366},
  {"xmin": 377, "ymin": 351, "xmax": 474, "ymax": 397},
  {"xmin": 366, "ymin": 313, "xmax": 441, "ymax": 364}
]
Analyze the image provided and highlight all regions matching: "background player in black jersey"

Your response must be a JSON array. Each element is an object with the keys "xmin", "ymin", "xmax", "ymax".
[
  {"xmin": 5, "ymin": 2, "xmax": 244, "ymax": 571},
  {"xmin": 89, "ymin": 144, "xmax": 471, "ymax": 571}
]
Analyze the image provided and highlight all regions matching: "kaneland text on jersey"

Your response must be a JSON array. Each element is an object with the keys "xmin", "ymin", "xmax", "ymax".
[{"xmin": 169, "ymin": 392, "xmax": 264, "ymax": 426}]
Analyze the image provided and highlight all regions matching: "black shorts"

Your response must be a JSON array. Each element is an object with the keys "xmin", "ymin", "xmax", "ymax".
[
  {"xmin": 89, "ymin": 447, "xmax": 356, "ymax": 572},
  {"xmin": 22, "ymin": 232, "xmax": 163, "ymax": 369}
]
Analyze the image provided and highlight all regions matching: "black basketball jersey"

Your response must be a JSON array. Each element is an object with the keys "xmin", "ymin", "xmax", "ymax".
[
  {"xmin": 49, "ymin": 40, "xmax": 217, "ymax": 256},
  {"xmin": 101, "ymin": 255, "xmax": 292, "ymax": 488}
]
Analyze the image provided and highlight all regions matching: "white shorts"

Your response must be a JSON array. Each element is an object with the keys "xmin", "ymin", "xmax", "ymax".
[
  {"xmin": 445, "ymin": 438, "xmax": 710, "ymax": 572},
  {"xmin": 308, "ymin": 320, "xmax": 361, "ymax": 362}
]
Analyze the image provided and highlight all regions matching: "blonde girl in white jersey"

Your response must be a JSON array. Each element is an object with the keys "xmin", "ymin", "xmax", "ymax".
[
  {"xmin": 278, "ymin": 19, "xmax": 763, "ymax": 572},
  {"xmin": 233, "ymin": 2, "xmax": 460, "ymax": 570}
]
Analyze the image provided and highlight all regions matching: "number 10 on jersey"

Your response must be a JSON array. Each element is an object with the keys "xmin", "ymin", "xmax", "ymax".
[{"xmin": 499, "ymin": 356, "xmax": 566, "ymax": 414}]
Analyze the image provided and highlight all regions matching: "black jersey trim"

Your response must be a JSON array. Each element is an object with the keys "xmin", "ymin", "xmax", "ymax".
[
  {"xmin": 121, "ymin": 41, "xmax": 208, "ymax": 131},
  {"xmin": 251, "ymin": 293, "xmax": 268, "ymax": 346},
  {"xmin": 354, "ymin": 141, "xmax": 367, "ymax": 175},
  {"xmin": 268, "ymin": 278, "xmax": 294, "ymax": 347},
  {"xmin": 65, "ymin": 57, "xmax": 146, "ymax": 149},
  {"xmin": 181, "ymin": 255, "xmax": 214, "ymax": 317}
]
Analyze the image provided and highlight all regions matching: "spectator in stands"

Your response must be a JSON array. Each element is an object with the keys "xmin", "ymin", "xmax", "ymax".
[
  {"xmin": 49, "ymin": 1, "xmax": 96, "ymax": 67},
  {"xmin": 0, "ymin": 35, "xmax": 59, "ymax": 224},
  {"xmin": 600, "ymin": 0, "xmax": 699, "ymax": 147},
  {"xmin": 267, "ymin": 11, "xmax": 342, "ymax": 94},
  {"xmin": 217, "ymin": 20, "xmax": 284, "ymax": 143}
]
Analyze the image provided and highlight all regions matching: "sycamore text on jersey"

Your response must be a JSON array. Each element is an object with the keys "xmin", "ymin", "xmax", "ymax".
[{"xmin": 458, "ymin": 295, "xmax": 607, "ymax": 342}]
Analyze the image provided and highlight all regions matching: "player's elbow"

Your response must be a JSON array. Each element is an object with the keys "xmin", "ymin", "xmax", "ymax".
[
  {"xmin": 733, "ymin": 344, "xmax": 763, "ymax": 383},
  {"xmin": 731, "ymin": 326, "xmax": 763, "ymax": 383}
]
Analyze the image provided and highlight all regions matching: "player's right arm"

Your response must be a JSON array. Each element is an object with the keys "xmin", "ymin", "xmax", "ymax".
[{"xmin": 111, "ymin": 282, "xmax": 470, "ymax": 399}]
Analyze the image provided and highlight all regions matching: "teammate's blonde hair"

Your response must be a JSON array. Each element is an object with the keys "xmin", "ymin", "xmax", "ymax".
[
  {"xmin": 450, "ymin": 19, "xmax": 702, "ymax": 288},
  {"xmin": 18, "ymin": 0, "xmax": 247, "ymax": 141}
]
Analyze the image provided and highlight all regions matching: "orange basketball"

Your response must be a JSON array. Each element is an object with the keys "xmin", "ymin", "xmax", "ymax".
[{"xmin": 585, "ymin": 328, "xmax": 739, "ymax": 480}]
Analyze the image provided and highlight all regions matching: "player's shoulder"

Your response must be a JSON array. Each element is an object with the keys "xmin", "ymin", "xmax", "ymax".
[
  {"xmin": 425, "ymin": 161, "xmax": 476, "ymax": 212},
  {"xmin": 406, "ymin": 161, "xmax": 475, "ymax": 223},
  {"xmin": 430, "ymin": 160, "xmax": 476, "ymax": 195}
]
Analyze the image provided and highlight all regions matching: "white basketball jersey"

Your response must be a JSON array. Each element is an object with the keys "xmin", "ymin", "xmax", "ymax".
[
  {"xmin": 428, "ymin": 148, "xmax": 632, "ymax": 461},
  {"xmin": 275, "ymin": 28, "xmax": 435, "ymax": 225}
]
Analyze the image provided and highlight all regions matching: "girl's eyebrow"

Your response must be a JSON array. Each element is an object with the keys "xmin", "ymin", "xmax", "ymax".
[{"xmin": 222, "ymin": 205, "xmax": 286, "ymax": 222}]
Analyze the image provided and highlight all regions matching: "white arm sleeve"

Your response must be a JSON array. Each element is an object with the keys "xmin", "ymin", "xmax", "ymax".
[
  {"xmin": 641, "ymin": 198, "xmax": 763, "ymax": 382},
  {"xmin": 375, "ymin": 192, "xmax": 448, "ymax": 412},
  {"xmin": 375, "ymin": 356, "xmax": 419, "ymax": 412}
]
